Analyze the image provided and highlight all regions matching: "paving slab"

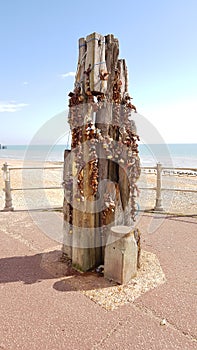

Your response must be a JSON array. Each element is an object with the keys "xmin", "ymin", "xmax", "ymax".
[
  {"xmin": 134, "ymin": 214, "xmax": 197, "ymax": 338},
  {"xmin": 94, "ymin": 303, "xmax": 196, "ymax": 350}
]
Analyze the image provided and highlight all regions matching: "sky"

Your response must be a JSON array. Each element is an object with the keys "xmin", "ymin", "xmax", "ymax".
[{"xmin": 0, "ymin": 0, "xmax": 196, "ymax": 145}]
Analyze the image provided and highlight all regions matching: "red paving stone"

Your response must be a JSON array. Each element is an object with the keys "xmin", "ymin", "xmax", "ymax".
[
  {"xmin": 0, "ymin": 211, "xmax": 196, "ymax": 349},
  {"xmin": 135, "ymin": 214, "xmax": 197, "ymax": 339}
]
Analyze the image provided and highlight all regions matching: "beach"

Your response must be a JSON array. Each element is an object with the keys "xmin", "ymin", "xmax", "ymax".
[
  {"xmin": 0, "ymin": 159, "xmax": 64, "ymax": 211},
  {"xmin": 138, "ymin": 171, "xmax": 197, "ymax": 215},
  {"xmin": 0, "ymin": 158, "xmax": 196, "ymax": 215}
]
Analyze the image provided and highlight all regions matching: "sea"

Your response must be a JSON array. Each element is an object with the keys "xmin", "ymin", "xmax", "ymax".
[{"xmin": 0, "ymin": 144, "xmax": 197, "ymax": 169}]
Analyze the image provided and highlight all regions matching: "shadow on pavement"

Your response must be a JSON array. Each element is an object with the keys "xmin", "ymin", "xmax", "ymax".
[{"xmin": 0, "ymin": 249, "xmax": 112, "ymax": 291}]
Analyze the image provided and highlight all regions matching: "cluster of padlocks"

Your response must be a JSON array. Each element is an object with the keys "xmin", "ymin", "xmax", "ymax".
[{"xmin": 65, "ymin": 33, "xmax": 140, "ymax": 225}]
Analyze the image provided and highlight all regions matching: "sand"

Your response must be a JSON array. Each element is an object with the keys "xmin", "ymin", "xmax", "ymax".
[
  {"xmin": 138, "ymin": 171, "xmax": 197, "ymax": 215},
  {"xmin": 0, "ymin": 158, "xmax": 196, "ymax": 215},
  {"xmin": 0, "ymin": 159, "xmax": 64, "ymax": 211}
]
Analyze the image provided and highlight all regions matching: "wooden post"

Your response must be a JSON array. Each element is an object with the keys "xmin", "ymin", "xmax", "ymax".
[{"xmin": 63, "ymin": 33, "xmax": 140, "ymax": 271}]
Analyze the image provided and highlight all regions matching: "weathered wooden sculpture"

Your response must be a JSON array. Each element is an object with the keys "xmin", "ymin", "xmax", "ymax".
[{"xmin": 62, "ymin": 33, "xmax": 140, "ymax": 271}]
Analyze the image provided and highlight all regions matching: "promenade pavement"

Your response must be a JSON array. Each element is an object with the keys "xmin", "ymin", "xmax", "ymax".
[{"xmin": 0, "ymin": 211, "xmax": 196, "ymax": 349}]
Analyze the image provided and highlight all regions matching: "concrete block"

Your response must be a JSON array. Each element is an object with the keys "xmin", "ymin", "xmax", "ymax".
[{"xmin": 104, "ymin": 226, "xmax": 137, "ymax": 284}]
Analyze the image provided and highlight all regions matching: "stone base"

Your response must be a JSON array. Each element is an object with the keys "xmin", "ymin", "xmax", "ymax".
[{"xmin": 104, "ymin": 226, "xmax": 138, "ymax": 284}]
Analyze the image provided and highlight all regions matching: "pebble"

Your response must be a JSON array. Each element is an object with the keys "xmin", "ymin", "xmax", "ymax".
[{"xmin": 160, "ymin": 318, "xmax": 167, "ymax": 326}]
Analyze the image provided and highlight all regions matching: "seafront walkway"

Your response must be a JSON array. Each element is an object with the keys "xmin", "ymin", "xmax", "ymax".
[{"xmin": 0, "ymin": 211, "xmax": 196, "ymax": 349}]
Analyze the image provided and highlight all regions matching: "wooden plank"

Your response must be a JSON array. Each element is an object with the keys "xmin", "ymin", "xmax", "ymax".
[
  {"xmin": 62, "ymin": 150, "xmax": 73, "ymax": 258},
  {"xmin": 117, "ymin": 59, "xmax": 128, "ymax": 97},
  {"xmin": 72, "ymin": 105, "xmax": 98, "ymax": 271},
  {"xmin": 105, "ymin": 34, "xmax": 119, "ymax": 100},
  {"xmin": 85, "ymin": 32, "xmax": 107, "ymax": 93},
  {"xmin": 76, "ymin": 37, "xmax": 86, "ymax": 88}
]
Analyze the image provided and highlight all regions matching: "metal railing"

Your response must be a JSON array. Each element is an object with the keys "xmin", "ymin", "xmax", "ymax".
[
  {"xmin": 1, "ymin": 163, "xmax": 63, "ymax": 211},
  {"xmin": 1, "ymin": 162, "xmax": 197, "ymax": 212},
  {"xmin": 139, "ymin": 163, "xmax": 197, "ymax": 212}
]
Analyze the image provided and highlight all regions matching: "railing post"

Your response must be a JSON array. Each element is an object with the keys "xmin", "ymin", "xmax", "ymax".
[
  {"xmin": 2, "ymin": 163, "xmax": 14, "ymax": 211},
  {"xmin": 154, "ymin": 162, "xmax": 163, "ymax": 211}
]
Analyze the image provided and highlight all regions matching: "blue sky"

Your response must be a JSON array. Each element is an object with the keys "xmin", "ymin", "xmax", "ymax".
[{"xmin": 0, "ymin": 0, "xmax": 196, "ymax": 144}]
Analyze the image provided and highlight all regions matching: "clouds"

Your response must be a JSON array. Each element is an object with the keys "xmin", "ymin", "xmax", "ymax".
[
  {"xmin": 0, "ymin": 101, "xmax": 28, "ymax": 113},
  {"xmin": 60, "ymin": 71, "xmax": 75, "ymax": 79}
]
